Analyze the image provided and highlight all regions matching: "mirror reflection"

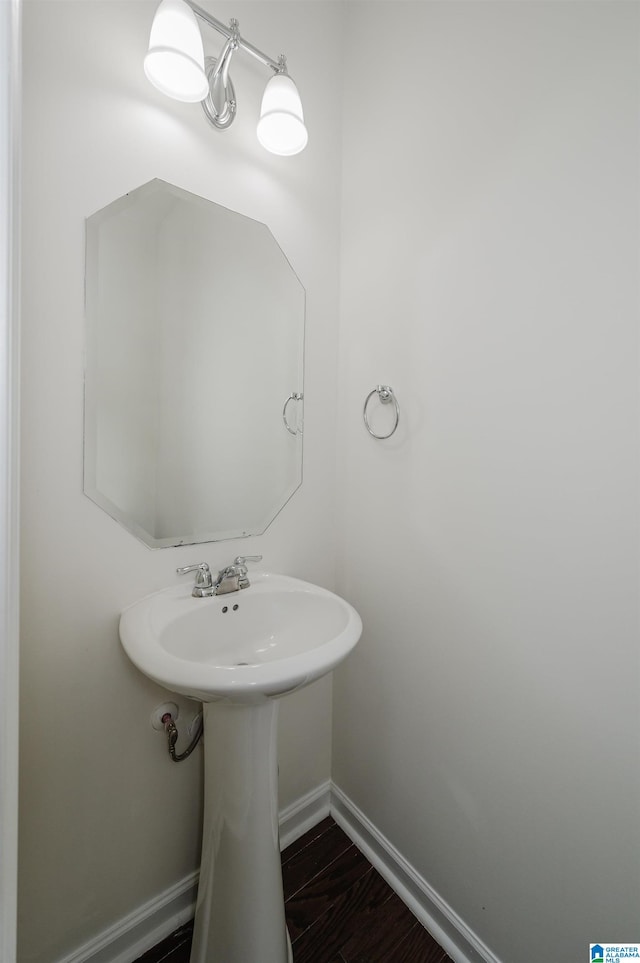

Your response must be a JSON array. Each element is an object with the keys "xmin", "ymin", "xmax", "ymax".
[{"xmin": 84, "ymin": 179, "xmax": 305, "ymax": 548}]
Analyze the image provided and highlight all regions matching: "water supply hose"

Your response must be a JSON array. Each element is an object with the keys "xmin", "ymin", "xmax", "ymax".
[{"xmin": 161, "ymin": 712, "xmax": 203, "ymax": 762}]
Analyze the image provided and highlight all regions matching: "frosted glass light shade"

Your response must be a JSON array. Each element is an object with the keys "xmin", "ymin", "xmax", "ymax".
[
  {"xmin": 144, "ymin": 0, "xmax": 209, "ymax": 103},
  {"xmin": 257, "ymin": 74, "xmax": 308, "ymax": 156}
]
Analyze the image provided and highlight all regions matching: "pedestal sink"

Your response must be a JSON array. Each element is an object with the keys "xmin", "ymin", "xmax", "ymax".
[{"xmin": 119, "ymin": 572, "xmax": 362, "ymax": 963}]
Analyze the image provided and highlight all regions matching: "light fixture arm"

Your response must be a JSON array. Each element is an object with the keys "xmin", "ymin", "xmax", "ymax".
[
  {"xmin": 210, "ymin": 25, "xmax": 238, "ymax": 113},
  {"xmin": 201, "ymin": 18, "xmax": 239, "ymax": 128},
  {"xmin": 274, "ymin": 54, "xmax": 288, "ymax": 76},
  {"xmin": 183, "ymin": 0, "xmax": 284, "ymax": 74}
]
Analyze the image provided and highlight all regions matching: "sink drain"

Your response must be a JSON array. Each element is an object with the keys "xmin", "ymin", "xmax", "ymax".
[{"xmin": 236, "ymin": 661, "xmax": 249, "ymax": 666}]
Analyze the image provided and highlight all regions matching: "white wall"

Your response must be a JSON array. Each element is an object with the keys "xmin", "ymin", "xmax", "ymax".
[
  {"xmin": 19, "ymin": 2, "xmax": 343, "ymax": 961},
  {"xmin": 334, "ymin": 3, "xmax": 640, "ymax": 961},
  {"xmin": 20, "ymin": 2, "xmax": 640, "ymax": 962},
  {"xmin": 0, "ymin": 2, "xmax": 20, "ymax": 961}
]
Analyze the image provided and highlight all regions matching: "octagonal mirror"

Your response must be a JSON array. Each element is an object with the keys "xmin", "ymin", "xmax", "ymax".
[{"xmin": 84, "ymin": 179, "xmax": 304, "ymax": 548}]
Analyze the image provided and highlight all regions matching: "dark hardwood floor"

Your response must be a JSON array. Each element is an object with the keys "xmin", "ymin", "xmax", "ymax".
[{"xmin": 134, "ymin": 817, "xmax": 453, "ymax": 962}]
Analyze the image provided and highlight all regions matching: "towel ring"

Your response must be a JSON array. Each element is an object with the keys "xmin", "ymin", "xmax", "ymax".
[
  {"xmin": 283, "ymin": 392, "xmax": 303, "ymax": 435},
  {"xmin": 363, "ymin": 385, "xmax": 400, "ymax": 439}
]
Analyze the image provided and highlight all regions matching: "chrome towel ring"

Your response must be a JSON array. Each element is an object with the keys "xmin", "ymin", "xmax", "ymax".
[
  {"xmin": 282, "ymin": 392, "xmax": 303, "ymax": 435},
  {"xmin": 363, "ymin": 385, "xmax": 400, "ymax": 439}
]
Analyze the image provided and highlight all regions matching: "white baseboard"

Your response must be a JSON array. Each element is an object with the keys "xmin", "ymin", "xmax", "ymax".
[
  {"xmin": 279, "ymin": 778, "xmax": 332, "ymax": 850},
  {"xmin": 55, "ymin": 871, "xmax": 199, "ymax": 963},
  {"xmin": 330, "ymin": 783, "xmax": 503, "ymax": 963},
  {"xmin": 57, "ymin": 780, "xmax": 500, "ymax": 963}
]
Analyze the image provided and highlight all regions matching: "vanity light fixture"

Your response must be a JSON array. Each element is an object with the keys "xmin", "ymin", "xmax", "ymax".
[{"xmin": 144, "ymin": 0, "xmax": 308, "ymax": 155}]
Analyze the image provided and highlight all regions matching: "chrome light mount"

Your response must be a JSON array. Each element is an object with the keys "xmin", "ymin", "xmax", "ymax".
[{"xmin": 201, "ymin": 19, "xmax": 239, "ymax": 130}]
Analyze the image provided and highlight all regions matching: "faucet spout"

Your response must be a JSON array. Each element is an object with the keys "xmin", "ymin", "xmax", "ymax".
[{"xmin": 214, "ymin": 555, "xmax": 263, "ymax": 594}]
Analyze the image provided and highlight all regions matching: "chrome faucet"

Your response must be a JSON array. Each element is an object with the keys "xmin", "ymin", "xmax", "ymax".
[{"xmin": 177, "ymin": 556, "xmax": 263, "ymax": 598}]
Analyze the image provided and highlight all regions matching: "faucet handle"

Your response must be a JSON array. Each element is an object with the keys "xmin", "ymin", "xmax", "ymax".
[
  {"xmin": 176, "ymin": 562, "xmax": 213, "ymax": 588},
  {"xmin": 234, "ymin": 555, "xmax": 262, "ymax": 568},
  {"xmin": 232, "ymin": 555, "xmax": 262, "ymax": 589}
]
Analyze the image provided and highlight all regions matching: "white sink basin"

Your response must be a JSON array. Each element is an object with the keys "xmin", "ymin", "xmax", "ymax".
[{"xmin": 119, "ymin": 572, "xmax": 362, "ymax": 704}]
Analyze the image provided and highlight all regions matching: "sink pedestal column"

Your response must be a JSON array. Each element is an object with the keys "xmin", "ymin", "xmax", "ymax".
[{"xmin": 190, "ymin": 700, "xmax": 292, "ymax": 963}]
